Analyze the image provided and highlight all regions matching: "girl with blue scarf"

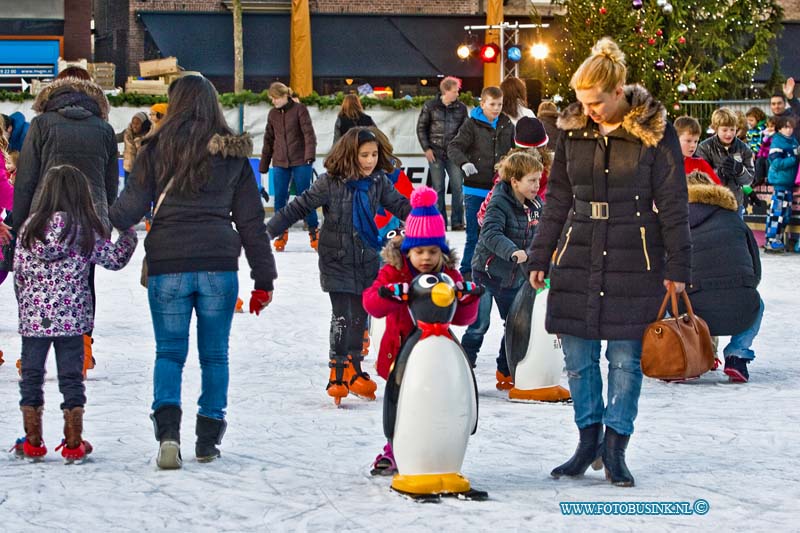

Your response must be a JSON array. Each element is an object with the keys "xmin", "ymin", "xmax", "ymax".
[{"xmin": 266, "ymin": 127, "xmax": 411, "ymax": 406}]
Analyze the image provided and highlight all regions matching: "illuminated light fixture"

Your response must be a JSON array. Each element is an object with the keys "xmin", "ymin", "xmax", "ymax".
[
  {"xmin": 479, "ymin": 43, "xmax": 500, "ymax": 63},
  {"xmin": 530, "ymin": 43, "xmax": 550, "ymax": 60},
  {"xmin": 507, "ymin": 44, "xmax": 523, "ymax": 62},
  {"xmin": 457, "ymin": 44, "xmax": 471, "ymax": 60}
]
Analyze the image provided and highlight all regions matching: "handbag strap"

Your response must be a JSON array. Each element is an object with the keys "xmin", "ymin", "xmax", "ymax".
[
  {"xmin": 655, "ymin": 282, "xmax": 699, "ymax": 322},
  {"xmin": 151, "ymin": 177, "xmax": 176, "ymax": 224}
]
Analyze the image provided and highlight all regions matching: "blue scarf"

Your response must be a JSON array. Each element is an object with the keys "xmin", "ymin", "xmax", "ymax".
[{"xmin": 346, "ymin": 177, "xmax": 381, "ymax": 250}]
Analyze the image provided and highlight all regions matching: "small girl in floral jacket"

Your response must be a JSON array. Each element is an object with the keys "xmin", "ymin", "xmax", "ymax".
[{"xmin": 12, "ymin": 165, "xmax": 137, "ymax": 463}]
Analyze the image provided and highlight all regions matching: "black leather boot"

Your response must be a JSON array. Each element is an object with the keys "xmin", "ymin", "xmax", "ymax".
[
  {"xmin": 603, "ymin": 426, "xmax": 634, "ymax": 487},
  {"xmin": 195, "ymin": 414, "xmax": 227, "ymax": 463},
  {"xmin": 551, "ymin": 423, "xmax": 604, "ymax": 478},
  {"xmin": 151, "ymin": 405, "xmax": 182, "ymax": 469}
]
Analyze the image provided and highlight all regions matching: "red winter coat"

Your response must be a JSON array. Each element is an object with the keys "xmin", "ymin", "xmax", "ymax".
[
  {"xmin": 684, "ymin": 156, "xmax": 721, "ymax": 185},
  {"xmin": 362, "ymin": 238, "xmax": 479, "ymax": 380}
]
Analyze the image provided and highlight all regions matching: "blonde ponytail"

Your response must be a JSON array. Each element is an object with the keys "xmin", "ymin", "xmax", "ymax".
[{"xmin": 570, "ymin": 37, "xmax": 627, "ymax": 93}]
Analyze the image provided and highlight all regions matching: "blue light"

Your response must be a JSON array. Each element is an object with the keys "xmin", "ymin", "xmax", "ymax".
[{"xmin": 507, "ymin": 46, "xmax": 523, "ymax": 62}]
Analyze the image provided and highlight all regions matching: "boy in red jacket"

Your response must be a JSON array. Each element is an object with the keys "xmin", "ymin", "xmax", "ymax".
[
  {"xmin": 362, "ymin": 186, "xmax": 480, "ymax": 475},
  {"xmin": 675, "ymin": 116, "xmax": 722, "ymax": 185}
]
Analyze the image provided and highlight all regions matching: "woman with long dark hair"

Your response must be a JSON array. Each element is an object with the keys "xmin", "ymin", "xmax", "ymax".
[
  {"xmin": 109, "ymin": 75, "xmax": 277, "ymax": 469},
  {"xmin": 333, "ymin": 94, "xmax": 375, "ymax": 145}
]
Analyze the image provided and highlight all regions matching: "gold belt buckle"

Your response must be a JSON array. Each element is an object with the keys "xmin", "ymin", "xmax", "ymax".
[{"xmin": 590, "ymin": 201, "xmax": 609, "ymax": 220}]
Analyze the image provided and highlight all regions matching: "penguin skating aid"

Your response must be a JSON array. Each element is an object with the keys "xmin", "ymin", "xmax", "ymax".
[{"xmin": 381, "ymin": 273, "xmax": 487, "ymax": 500}]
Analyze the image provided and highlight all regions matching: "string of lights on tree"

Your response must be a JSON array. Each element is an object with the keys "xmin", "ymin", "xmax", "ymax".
[{"xmin": 544, "ymin": 0, "xmax": 784, "ymax": 112}]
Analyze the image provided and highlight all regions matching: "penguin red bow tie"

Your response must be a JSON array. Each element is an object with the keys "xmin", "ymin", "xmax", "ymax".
[{"xmin": 416, "ymin": 321, "xmax": 452, "ymax": 339}]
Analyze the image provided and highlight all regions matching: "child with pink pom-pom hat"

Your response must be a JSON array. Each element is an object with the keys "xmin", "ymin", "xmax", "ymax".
[{"xmin": 362, "ymin": 185, "xmax": 481, "ymax": 475}]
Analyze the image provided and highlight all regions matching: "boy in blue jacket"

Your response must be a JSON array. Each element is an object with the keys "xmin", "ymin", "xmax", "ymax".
[{"xmin": 764, "ymin": 115, "xmax": 799, "ymax": 252}]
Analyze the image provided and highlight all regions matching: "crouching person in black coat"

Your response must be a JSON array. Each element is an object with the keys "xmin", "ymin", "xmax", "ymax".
[
  {"xmin": 528, "ymin": 39, "xmax": 691, "ymax": 487},
  {"xmin": 682, "ymin": 171, "xmax": 763, "ymax": 383}
]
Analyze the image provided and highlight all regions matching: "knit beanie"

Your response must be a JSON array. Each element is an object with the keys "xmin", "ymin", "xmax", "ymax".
[
  {"xmin": 515, "ymin": 116, "xmax": 549, "ymax": 148},
  {"xmin": 150, "ymin": 103, "xmax": 168, "ymax": 117},
  {"xmin": 400, "ymin": 186, "xmax": 450, "ymax": 254},
  {"xmin": 133, "ymin": 111, "xmax": 148, "ymax": 123}
]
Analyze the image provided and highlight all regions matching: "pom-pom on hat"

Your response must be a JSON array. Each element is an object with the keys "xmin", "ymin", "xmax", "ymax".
[
  {"xmin": 515, "ymin": 117, "xmax": 549, "ymax": 148},
  {"xmin": 401, "ymin": 186, "xmax": 450, "ymax": 254}
]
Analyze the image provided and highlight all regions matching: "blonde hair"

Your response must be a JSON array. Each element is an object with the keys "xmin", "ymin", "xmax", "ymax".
[
  {"xmin": 571, "ymin": 37, "xmax": 627, "ymax": 93},
  {"xmin": 440, "ymin": 76, "xmax": 461, "ymax": 93},
  {"xmin": 268, "ymin": 82, "xmax": 292, "ymax": 99},
  {"xmin": 710, "ymin": 108, "xmax": 738, "ymax": 129},
  {"xmin": 498, "ymin": 150, "xmax": 543, "ymax": 184}
]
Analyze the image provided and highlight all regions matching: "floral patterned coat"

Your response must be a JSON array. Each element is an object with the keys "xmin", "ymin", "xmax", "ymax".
[{"xmin": 15, "ymin": 212, "xmax": 137, "ymax": 337}]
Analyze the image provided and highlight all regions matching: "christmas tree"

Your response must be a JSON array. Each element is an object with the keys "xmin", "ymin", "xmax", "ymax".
[{"xmin": 542, "ymin": 0, "xmax": 784, "ymax": 112}]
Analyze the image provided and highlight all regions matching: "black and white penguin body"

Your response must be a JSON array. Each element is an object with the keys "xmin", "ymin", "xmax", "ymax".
[{"xmin": 382, "ymin": 272, "xmax": 480, "ymax": 496}]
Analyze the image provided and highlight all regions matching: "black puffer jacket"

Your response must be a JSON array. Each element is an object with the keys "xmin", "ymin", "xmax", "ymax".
[
  {"xmin": 694, "ymin": 135, "xmax": 754, "ymax": 207},
  {"xmin": 333, "ymin": 112, "xmax": 375, "ymax": 145},
  {"xmin": 680, "ymin": 183, "xmax": 761, "ymax": 335},
  {"xmin": 537, "ymin": 108, "xmax": 561, "ymax": 149},
  {"xmin": 109, "ymin": 134, "xmax": 277, "ymax": 291},
  {"xmin": 472, "ymin": 180, "xmax": 541, "ymax": 289},
  {"xmin": 13, "ymin": 77, "xmax": 118, "ymax": 229},
  {"xmin": 447, "ymin": 113, "xmax": 515, "ymax": 190},
  {"xmin": 265, "ymin": 171, "xmax": 411, "ymax": 294},
  {"xmin": 416, "ymin": 96, "xmax": 468, "ymax": 160},
  {"xmin": 528, "ymin": 85, "xmax": 692, "ymax": 340}
]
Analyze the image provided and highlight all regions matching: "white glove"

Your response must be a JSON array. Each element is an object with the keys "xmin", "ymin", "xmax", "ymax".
[
  {"xmin": 461, "ymin": 162, "xmax": 478, "ymax": 176},
  {"xmin": 794, "ymin": 146, "xmax": 800, "ymax": 156}
]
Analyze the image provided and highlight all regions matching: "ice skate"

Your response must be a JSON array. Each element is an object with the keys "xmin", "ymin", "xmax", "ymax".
[
  {"xmin": 273, "ymin": 231, "xmax": 289, "ymax": 252},
  {"xmin": 370, "ymin": 442, "xmax": 397, "ymax": 476},
  {"xmin": 308, "ymin": 228, "xmax": 319, "ymax": 250},
  {"xmin": 55, "ymin": 407, "xmax": 93, "ymax": 464},
  {"xmin": 327, "ymin": 356, "xmax": 350, "ymax": 406},
  {"xmin": 83, "ymin": 334, "xmax": 95, "ymax": 378},
  {"xmin": 345, "ymin": 354, "xmax": 377, "ymax": 401},
  {"xmin": 13, "ymin": 406, "xmax": 47, "ymax": 461},
  {"xmin": 495, "ymin": 370, "xmax": 514, "ymax": 391}
]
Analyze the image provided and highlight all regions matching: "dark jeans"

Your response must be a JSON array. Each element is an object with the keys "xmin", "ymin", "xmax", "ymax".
[
  {"xmin": 460, "ymin": 194, "xmax": 485, "ymax": 274},
  {"xmin": 428, "ymin": 158, "xmax": 465, "ymax": 227},
  {"xmin": 329, "ymin": 292, "xmax": 368, "ymax": 358},
  {"xmin": 19, "ymin": 335, "xmax": 86, "ymax": 410},
  {"xmin": 460, "ymin": 273, "xmax": 518, "ymax": 375},
  {"xmin": 273, "ymin": 164, "xmax": 318, "ymax": 229}
]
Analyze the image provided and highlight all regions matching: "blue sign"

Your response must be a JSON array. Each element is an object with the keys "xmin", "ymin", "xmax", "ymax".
[{"xmin": 0, "ymin": 65, "xmax": 55, "ymax": 77}]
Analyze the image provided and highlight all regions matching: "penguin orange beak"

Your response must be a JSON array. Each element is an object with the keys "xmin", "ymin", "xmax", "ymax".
[{"xmin": 431, "ymin": 282, "xmax": 455, "ymax": 307}]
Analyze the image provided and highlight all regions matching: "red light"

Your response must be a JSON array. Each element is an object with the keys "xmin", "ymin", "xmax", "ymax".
[{"xmin": 479, "ymin": 43, "xmax": 500, "ymax": 63}]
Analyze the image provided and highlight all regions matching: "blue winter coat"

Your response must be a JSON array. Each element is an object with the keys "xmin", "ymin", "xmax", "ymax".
[
  {"xmin": 8, "ymin": 111, "xmax": 30, "ymax": 152},
  {"xmin": 767, "ymin": 132, "xmax": 799, "ymax": 190}
]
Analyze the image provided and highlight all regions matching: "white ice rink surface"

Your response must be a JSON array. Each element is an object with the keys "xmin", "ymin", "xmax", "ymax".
[{"xmin": 1, "ymin": 229, "xmax": 797, "ymax": 532}]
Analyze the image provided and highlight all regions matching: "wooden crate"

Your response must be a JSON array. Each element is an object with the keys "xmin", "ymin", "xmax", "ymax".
[
  {"xmin": 31, "ymin": 79, "xmax": 52, "ymax": 96},
  {"xmin": 125, "ymin": 78, "xmax": 169, "ymax": 96},
  {"xmin": 58, "ymin": 58, "xmax": 88, "ymax": 73},
  {"xmin": 139, "ymin": 57, "xmax": 179, "ymax": 78},
  {"xmin": 88, "ymin": 62, "xmax": 116, "ymax": 89}
]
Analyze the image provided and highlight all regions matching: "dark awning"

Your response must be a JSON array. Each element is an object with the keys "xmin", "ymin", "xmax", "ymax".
[
  {"xmin": 138, "ymin": 12, "xmax": 485, "ymax": 79},
  {"xmin": 754, "ymin": 23, "xmax": 800, "ymax": 82}
]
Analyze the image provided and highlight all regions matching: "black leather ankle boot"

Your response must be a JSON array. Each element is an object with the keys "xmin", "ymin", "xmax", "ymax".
[
  {"xmin": 603, "ymin": 426, "xmax": 634, "ymax": 487},
  {"xmin": 551, "ymin": 422, "xmax": 604, "ymax": 478}
]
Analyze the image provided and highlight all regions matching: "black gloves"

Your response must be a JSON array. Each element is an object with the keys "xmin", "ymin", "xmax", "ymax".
[{"xmin": 721, "ymin": 156, "xmax": 744, "ymax": 178}]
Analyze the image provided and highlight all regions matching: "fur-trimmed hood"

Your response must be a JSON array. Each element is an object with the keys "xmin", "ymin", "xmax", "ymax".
[
  {"xmin": 380, "ymin": 236, "xmax": 459, "ymax": 271},
  {"xmin": 208, "ymin": 133, "xmax": 253, "ymax": 158},
  {"xmin": 32, "ymin": 77, "xmax": 110, "ymax": 120},
  {"xmin": 688, "ymin": 183, "xmax": 738, "ymax": 211},
  {"xmin": 688, "ymin": 183, "xmax": 738, "ymax": 228},
  {"xmin": 556, "ymin": 84, "xmax": 667, "ymax": 147}
]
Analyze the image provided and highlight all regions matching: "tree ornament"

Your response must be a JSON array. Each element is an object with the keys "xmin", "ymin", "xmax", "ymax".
[
  {"xmin": 656, "ymin": 29, "xmax": 664, "ymax": 37},
  {"xmin": 662, "ymin": 3, "xmax": 674, "ymax": 14},
  {"xmin": 673, "ymin": 103, "xmax": 681, "ymax": 111},
  {"xmin": 648, "ymin": 37, "xmax": 657, "ymax": 45},
  {"xmin": 632, "ymin": 0, "xmax": 643, "ymax": 9},
  {"xmin": 654, "ymin": 59, "xmax": 666, "ymax": 71},
  {"xmin": 656, "ymin": 0, "xmax": 666, "ymax": 6},
  {"xmin": 599, "ymin": 7, "xmax": 607, "ymax": 14},
  {"xmin": 677, "ymin": 83, "xmax": 689, "ymax": 93},
  {"xmin": 678, "ymin": 36, "xmax": 686, "ymax": 44},
  {"xmin": 687, "ymin": 81, "xmax": 697, "ymax": 92}
]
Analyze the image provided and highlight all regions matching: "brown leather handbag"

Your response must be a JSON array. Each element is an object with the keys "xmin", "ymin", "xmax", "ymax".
[{"xmin": 641, "ymin": 284, "xmax": 715, "ymax": 380}]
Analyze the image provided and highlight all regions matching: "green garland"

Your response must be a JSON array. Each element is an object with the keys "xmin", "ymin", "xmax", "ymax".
[{"xmin": 1, "ymin": 89, "xmax": 478, "ymax": 110}]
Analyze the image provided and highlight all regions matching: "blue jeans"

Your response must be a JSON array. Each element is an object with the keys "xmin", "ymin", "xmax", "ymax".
[
  {"xmin": 273, "ymin": 164, "xmax": 318, "ymax": 228},
  {"xmin": 460, "ymin": 273, "xmax": 517, "ymax": 375},
  {"xmin": 560, "ymin": 336, "xmax": 643, "ymax": 436},
  {"xmin": 460, "ymin": 194, "xmax": 485, "ymax": 274},
  {"xmin": 723, "ymin": 298, "xmax": 764, "ymax": 361},
  {"xmin": 428, "ymin": 159, "xmax": 464, "ymax": 227},
  {"xmin": 148, "ymin": 271, "xmax": 238, "ymax": 420}
]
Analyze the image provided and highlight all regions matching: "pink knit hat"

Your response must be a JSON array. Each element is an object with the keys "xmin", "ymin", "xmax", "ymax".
[{"xmin": 401, "ymin": 186, "xmax": 449, "ymax": 254}]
